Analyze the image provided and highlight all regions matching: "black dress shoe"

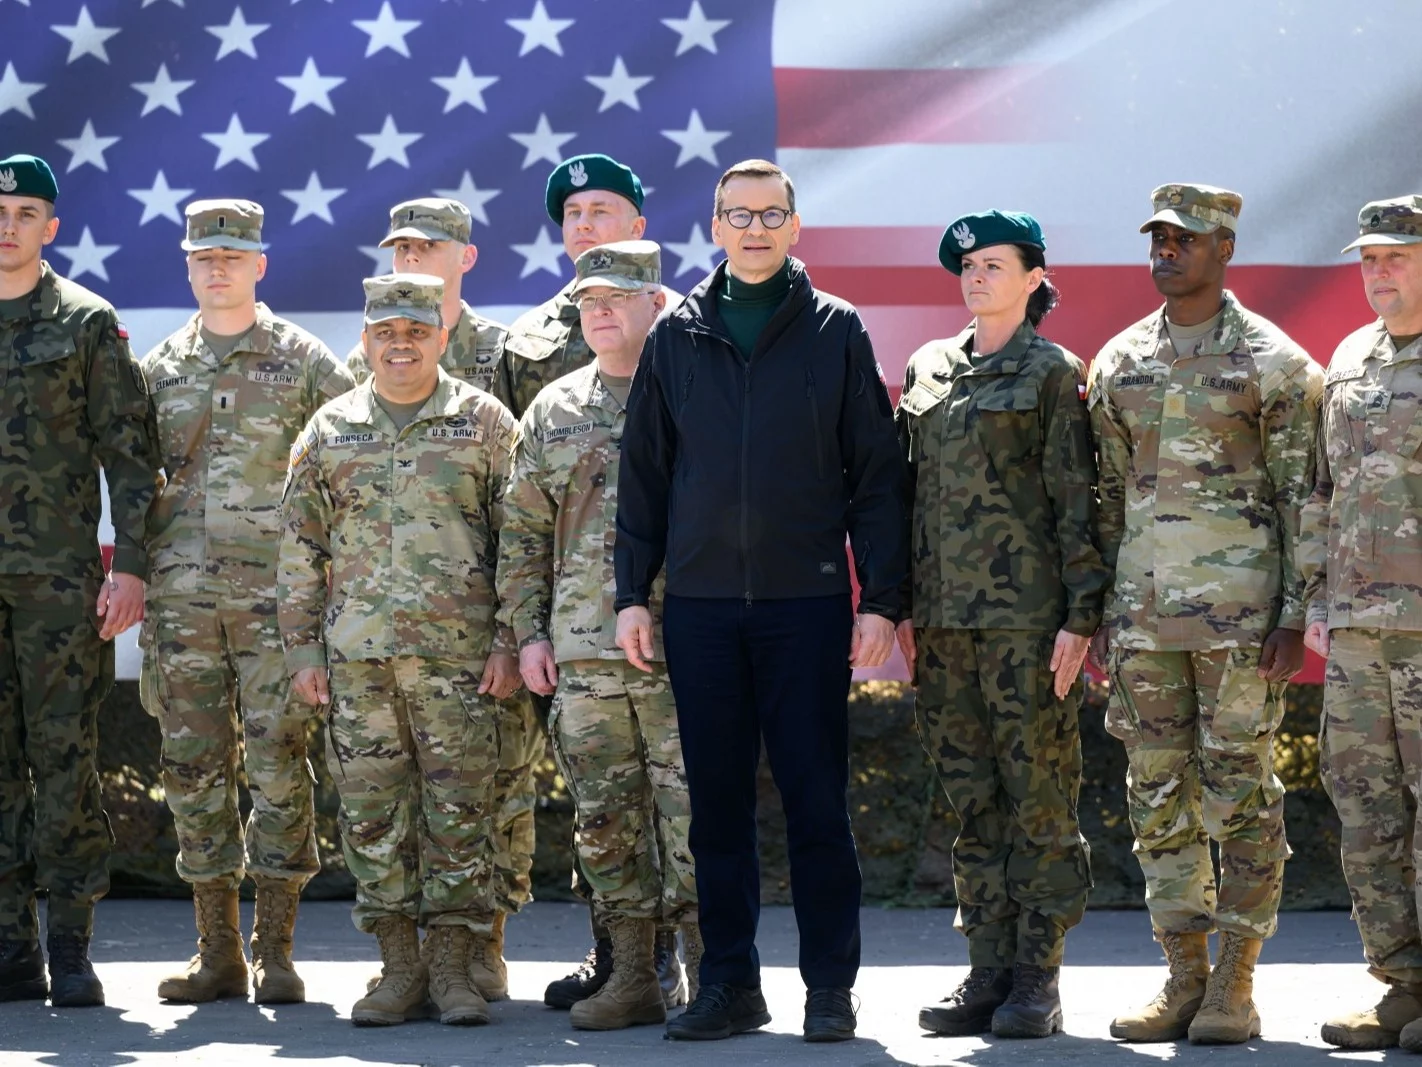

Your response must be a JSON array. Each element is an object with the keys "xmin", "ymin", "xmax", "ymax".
[
  {"xmin": 544, "ymin": 937, "xmax": 613, "ymax": 1009},
  {"xmin": 655, "ymin": 929, "xmax": 687, "ymax": 1008},
  {"xmin": 919, "ymin": 966, "xmax": 1013, "ymax": 1035},
  {"xmin": 991, "ymin": 963, "xmax": 1062, "ymax": 1038},
  {"xmin": 0, "ymin": 940, "xmax": 48, "ymax": 1002},
  {"xmin": 665, "ymin": 983, "xmax": 771, "ymax": 1041},
  {"xmin": 46, "ymin": 933, "xmax": 104, "ymax": 1008},
  {"xmin": 804, "ymin": 986, "xmax": 856, "ymax": 1042}
]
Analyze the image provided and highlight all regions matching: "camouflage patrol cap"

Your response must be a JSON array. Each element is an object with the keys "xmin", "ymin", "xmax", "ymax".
[
  {"xmin": 362, "ymin": 272, "xmax": 444, "ymax": 326},
  {"xmin": 1139, "ymin": 183, "xmax": 1242, "ymax": 235},
  {"xmin": 379, "ymin": 197, "xmax": 472, "ymax": 248},
  {"xmin": 0, "ymin": 154, "xmax": 58, "ymax": 203},
  {"xmin": 182, "ymin": 198, "xmax": 264, "ymax": 251},
  {"xmin": 545, "ymin": 154, "xmax": 645, "ymax": 223},
  {"xmin": 572, "ymin": 240, "xmax": 662, "ymax": 294},
  {"xmin": 1341, "ymin": 195, "xmax": 1422, "ymax": 253}
]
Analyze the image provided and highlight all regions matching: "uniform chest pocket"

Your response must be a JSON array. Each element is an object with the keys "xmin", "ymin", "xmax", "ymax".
[
  {"xmin": 898, "ymin": 378, "xmax": 950, "ymax": 457},
  {"xmin": 973, "ymin": 384, "xmax": 1041, "ymax": 459},
  {"xmin": 15, "ymin": 337, "xmax": 83, "ymax": 420},
  {"xmin": 1323, "ymin": 375, "xmax": 1365, "ymax": 460}
]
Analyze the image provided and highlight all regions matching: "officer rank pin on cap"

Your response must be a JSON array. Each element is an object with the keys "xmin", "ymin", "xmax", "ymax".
[
  {"xmin": 379, "ymin": 198, "xmax": 473, "ymax": 248},
  {"xmin": 1140, "ymin": 183, "xmax": 1242, "ymax": 235},
  {"xmin": 0, "ymin": 154, "xmax": 59, "ymax": 203},
  {"xmin": 572, "ymin": 240, "xmax": 662, "ymax": 294},
  {"xmin": 182, "ymin": 199, "xmax": 264, "ymax": 251},
  {"xmin": 1341, "ymin": 195, "xmax": 1422, "ymax": 253},
  {"xmin": 363, "ymin": 272, "xmax": 444, "ymax": 326}
]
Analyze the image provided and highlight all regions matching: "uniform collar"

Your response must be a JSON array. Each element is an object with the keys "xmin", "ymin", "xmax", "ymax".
[
  {"xmin": 943, "ymin": 318, "xmax": 1036, "ymax": 376},
  {"xmin": 181, "ymin": 301, "xmax": 278, "ymax": 363},
  {"xmin": 1366, "ymin": 318, "xmax": 1422, "ymax": 364},
  {"xmin": 27, "ymin": 262, "xmax": 62, "ymax": 321},
  {"xmin": 575, "ymin": 360, "xmax": 628, "ymax": 413},
  {"xmin": 346, "ymin": 367, "xmax": 463, "ymax": 432},
  {"xmin": 1154, "ymin": 289, "xmax": 1247, "ymax": 357}
]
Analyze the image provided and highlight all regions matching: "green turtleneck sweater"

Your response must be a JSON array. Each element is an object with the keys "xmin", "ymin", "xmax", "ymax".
[{"xmin": 717, "ymin": 259, "xmax": 793, "ymax": 359}]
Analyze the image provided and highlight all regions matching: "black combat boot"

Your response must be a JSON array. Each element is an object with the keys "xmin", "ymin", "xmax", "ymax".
[
  {"xmin": 655, "ymin": 928, "xmax": 687, "ymax": 1008},
  {"xmin": 47, "ymin": 931, "xmax": 104, "ymax": 1007},
  {"xmin": 544, "ymin": 937, "xmax": 613, "ymax": 1009},
  {"xmin": 919, "ymin": 966, "xmax": 1013, "ymax": 1035},
  {"xmin": 991, "ymin": 963, "xmax": 1062, "ymax": 1038},
  {"xmin": 0, "ymin": 939, "xmax": 48, "ymax": 1001},
  {"xmin": 665, "ymin": 982, "xmax": 771, "ymax": 1041},
  {"xmin": 804, "ymin": 986, "xmax": 856, "ymax": 1042}
]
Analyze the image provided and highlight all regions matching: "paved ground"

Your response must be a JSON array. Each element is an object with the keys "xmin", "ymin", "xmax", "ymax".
[{"xmin": 0, "ymin": 901, "xmax": 1407, "ymax": 1065}]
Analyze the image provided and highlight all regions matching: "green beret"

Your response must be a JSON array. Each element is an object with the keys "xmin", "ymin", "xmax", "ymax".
[
  {"xmin": 545, "ymin": 154, "xmax": 644, "ymax": 223},
  {"xmin": 0, "ymin": 154, "xmax": 58, "ymax": 204},
  {"xmin": 938, "ymin": 210, "xmax": 1046, "ymax": 274}
]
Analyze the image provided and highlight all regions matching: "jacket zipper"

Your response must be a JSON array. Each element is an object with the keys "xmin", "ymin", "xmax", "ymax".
[
  {"xmin": 805, "ymin": 367, "xmax": 824, "ymax": 479},
  {"xmin": 742, "ymin": 359, "xmax": 753, "ymax": 606}
]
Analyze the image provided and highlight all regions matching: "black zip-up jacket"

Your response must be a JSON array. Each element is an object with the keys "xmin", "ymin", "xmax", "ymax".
[{"xmin": 614, "ymin": 258, "xmax": 908, "ymax": 618}]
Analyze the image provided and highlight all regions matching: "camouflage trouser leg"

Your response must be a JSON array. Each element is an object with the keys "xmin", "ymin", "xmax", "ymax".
[
  {"xmin": 1320, "ymin": 628, "xmax": 1422, "ymax": 985},
  {"xmin": 1106, "ymin": 647, "xmax": 1290, "ymax": 939},
  {"xmin": 490, "ymin": 690, "xmax": 541, "ymax": 914},
  {"xmin": 142, "ymin": 597, "xmax": 321, "ymax": 890},
  {"xmin": 328, "ymin": 656, "xmax": 499, "ymax": 933},
  {"xmin": 0, "ymin": 576, "xmax": 113, "ymax": 939},
  {"xmin": 549, "ymin": 661, "xmax": 696, "ymax": 924},
  {"xmin": 915, "ymin": 628, "xmax": 1090, "ymax": 967}
]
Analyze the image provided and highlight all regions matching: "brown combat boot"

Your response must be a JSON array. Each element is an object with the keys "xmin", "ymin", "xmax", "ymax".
[
  {"xmin": 158, "ymin": 884, "xmax": 249, "ymax": 1003},
  {"xmin": 351, "ymin": 915, "xmax": 428, "ymax": 1026},
  {"xmin": 251, "ymin": 877, "xmax": 305, "ymax": 1005},
  {"xmin": 1109, "ymin": 932, "xmax": 1210, "ymax": 1042},
  {"xmin": 466, "ymin": 912, "xmax": 508, "ymax": 1002},
  {"xmin": 1322, "ymin": 982, "xmax": 1422, "ymax": 1049},
  {"xmin": 426, "ymin": 925, "xmax": 490, "ymax": 1025},
  {"xmin": 681, "ymin": 918, "xmax": 704, "ymax": 1003},
  {"xmin": 569, "ymin": 918, "xmax": 666, "ymax": 1030},
  {"xmin": 1188, "ymin": 932, "xmax": 1263, "ymax": 1044}
]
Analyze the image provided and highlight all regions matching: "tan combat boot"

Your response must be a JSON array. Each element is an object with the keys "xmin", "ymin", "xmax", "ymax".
[
  {"xmin": 250, "ymin": 878, "xmax": 305, "ymax": 1004},
  {"xmin": 681, "ymin": 918, "xmax": 704, "ymax": 1002},
  {"xmin": 158, "ymin": 883, "xmax": 249, "ymax": 1003},
  {"xmin": 1109, "ymin": 932, "xmax": 1210, "ymax": 1042},
  {"xmin": 1322, "ymin": 983, "xmax": 1422, "ymax": 1049},
  {"xmin": 426, "ymin": 925, "xmax": 490, "ymax": 1025},
  {"xmin": 466, "ymin": 912, "xmax": 508, "ymax": 1002},
  {"xmin": 351, "ymin": 915, "xmax": 428, "ymax": 1026},
  {"xmin": 569, "ymin": 918, "xmax": 666, "ymax": 1031},
  {"xmin": 1188, "ymin": 932, "xmax": 1263, "ymax": 1044}
]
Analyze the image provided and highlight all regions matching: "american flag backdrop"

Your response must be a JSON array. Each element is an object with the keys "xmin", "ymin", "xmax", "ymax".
[{"xmin": 5, "ymin": 0, "xmax": 1419, "ymax": 681}]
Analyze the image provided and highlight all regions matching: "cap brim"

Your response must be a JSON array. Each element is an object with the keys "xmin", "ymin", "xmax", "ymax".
[
  {"xmin": 378, "ymin": 225, "xmax": 455, "ymax": 248},
  {"xmin": 182, "ymin": 236, "xmax": 263, "ymax": 252},
  {"xmin": 1341, "ymin": 233, "xmax": 1422, "ymax": 253},
  {"xmin": 571, "ymin": 275, "xmax": 652, "ymax": 295},
  {"xmin": 1139, "ymin": 209, "xmax": 1218, "ymax": 235},
  {"xmin": 363, "ymin": 308, "xmax": 443, "ymax": 327}
]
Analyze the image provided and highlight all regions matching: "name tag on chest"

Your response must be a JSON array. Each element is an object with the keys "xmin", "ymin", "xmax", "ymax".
[
  {"xmin": 1114, "ymin": 373, "xmax": 1163, "ymax": 389},
  {"xmin": 545, "ymin": 421, "xmax": 593, "ymax": 442},
  {"xmin": 428, "ymin": 416, "xmax": 481, "ymax": 441},
  {"xmin": 153, "ymin": 375, "xmax": 191, "ymax": 391},
  {"xmin": 326, "ymin": 432, "xmax": 377, "ymax": 447},
  {"xmin": 1194, "ymin": 373, "xmax": 1249, "ymax": 395}
]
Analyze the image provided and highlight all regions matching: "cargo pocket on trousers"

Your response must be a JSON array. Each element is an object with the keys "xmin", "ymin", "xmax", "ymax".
[
  {"xmin": 544, "ymin": 691, "xmax": 581, "ymax": 809},
  {"xmin": 1103, "ymin": 648, "xmax": 1142, "ymax": 742},
  {"xmin": 137, "ymin": 616, "xmax": 166, "ymax": 719},
  {"xmin": 1208, "ymin": 648, "xmax": 1284, "ymax": 746},
  {"xmin": 456, "ymin": 684, "xmax": 500, "ymax": 784}
]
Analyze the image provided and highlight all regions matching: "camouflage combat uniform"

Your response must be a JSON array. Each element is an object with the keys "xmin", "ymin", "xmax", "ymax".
[
  {"xmin": 1089, "ymin": 290, "xmax": 1322, "ymax": 939},
  {"xmin": 140, "ymin": 303, "xmax": 354, "ymax": 889},
  {"xmin": 277, "ymin": 369, "xmax": 517, "ymax": 933},
  {"xmin": 498, "ymin": 360, "xmax": 695, "ymax": 924},
  {"xmin": 897, "ymin": 320, "xmax": 1107, "ymax": 967},
  {"xmin": 1301, "ymin": 321, "xmax": 1422, "ymax": 986},
  {"xmin": 0, "ymin": 262, "xmax": 161, "ymax": 939}
]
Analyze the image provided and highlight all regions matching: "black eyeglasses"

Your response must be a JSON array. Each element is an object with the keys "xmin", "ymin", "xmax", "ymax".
[{"xmin": 717, "ymin": 207, "xmax": 791, "ymax": 230}]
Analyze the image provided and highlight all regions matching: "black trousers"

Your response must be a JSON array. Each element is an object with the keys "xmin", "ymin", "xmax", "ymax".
[{"xmin": 663, "ymin": 593, "xmax": 862, "ymax": 990}]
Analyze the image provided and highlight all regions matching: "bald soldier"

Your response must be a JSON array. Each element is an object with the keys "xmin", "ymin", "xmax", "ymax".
[
  {"xmin": 0, "ymin": 154, "xmax": 161, "ymax": 1008},
  {"xmin": 509, "ymin": 154, "xmax": 686, "ymax": 1009},
  {"xmin": 498, "ymin": 242, "xmax": 699, "ymax": 1032},
  {"xmin": 1303, "ymin": 197, "xmax": 1422, "ymax": 1053},
  {"xmin": 141, "ymin": 199, "xmax": 354, "ymax": 1006},
  {"xmin": 349, "ymin": 197, "xmax": 539, "ymax": 1001},
  {"xmin": 1089, "ymin": 184, "xmax": 1322, "ymax": 1045},
  {"xmin": 278, "ymin": 274, "xmax": 520, "ymax": 1027}
]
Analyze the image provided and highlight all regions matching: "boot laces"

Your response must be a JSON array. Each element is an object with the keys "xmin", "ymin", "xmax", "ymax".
[
  {"xmin": 1003, "ymin": 965, "xmax": 1051, "ymax": 1006},
  {"xmin": 944, "ymin": 966, "xmax": 1003, "ymax": 1005},
  {"xmin": 806, "ymin": 987, "xmax": 855, "ymax": 1017},
  {"xmin": 1199, "ymin": 936, "xmax": 1242, "ymax": 1013},
  {"xmin": 563, "ymin": 938, "xmax": 612, "ymax": 982},
  {"xmin": 684, "ymin": 982, "xmax": 738, "ymax": 1017},
  {"xmin": 47, "ymin": 935, "xmax": 87, "ymax": 972}
]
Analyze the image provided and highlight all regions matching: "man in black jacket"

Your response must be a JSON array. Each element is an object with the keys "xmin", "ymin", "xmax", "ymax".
[{"xmin": 614, "ymin": 159, "xmax": 908, "ymax": 1043}]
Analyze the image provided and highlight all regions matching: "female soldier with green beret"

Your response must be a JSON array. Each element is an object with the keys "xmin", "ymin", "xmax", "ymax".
[{"xmin": 896, "ymin": 211, "xmax": 1109, "ymax": 1040}]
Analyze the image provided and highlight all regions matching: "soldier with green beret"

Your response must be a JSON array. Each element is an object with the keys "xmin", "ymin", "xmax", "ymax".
[
  {"xmin": 900, "ymin": 210, "xmax": 1107, "ymax": 1040},
  {"xmin": 279, "ymin": 273, "xmax": 521, "ymax": 1028},
  {"xmin": 0, "ymin": 153, "xmax": 163, "ymax": 1006},
  {"xmin": 1302, "ymin": 195, "xmax": 1422, "ymax": 1052},
  {"xmin": 1090, "ymin": 183, "xmax": 1323, "ymax": 1045},
  {"xmin": 498, "ymin": 240, "xmax": 700, "ymax": 1031},
  {"xmin": 140, "ymin": 198, "xmax": 354, "ymax": 1006}
]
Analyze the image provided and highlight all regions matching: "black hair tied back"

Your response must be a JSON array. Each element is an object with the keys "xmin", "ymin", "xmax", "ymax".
[{"xmin": 1015, "ymin": 244, "xmax": 1060, "ymax": 328}]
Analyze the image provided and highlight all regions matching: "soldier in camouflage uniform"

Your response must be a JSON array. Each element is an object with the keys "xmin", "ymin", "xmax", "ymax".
[
  {"xmin": 896, "ymin": 212, "xmax": 1107, "ymax": 1041},
  {"xmin": 0, "ymin": 154, "xmax": 161, "ymax": 1007},
  {"xmin": 349, "ymin": 196, "xmax": 539, "ymax": 1002},
  {"xmin": 278, "ymin": 273, "xmax": 521, "ymax": 1028},
  {"xmin": 1302, "ymin": 196, "xmax": 1422, "ymax": 1052},
  {"xmin": 1089, "ymin": 184, "xmax": 1323, "ymax": 1045},
  {"xmin": 509, "ymin": 154, "xmax": 685, "ymax": 1007},
  {"xmin": 498, "ymin": 242, "xmax": 698, "ymax": 1032},
  {"xmin": 140, "ymin": 200, "xmax": 355, "ymax": 1005}
]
